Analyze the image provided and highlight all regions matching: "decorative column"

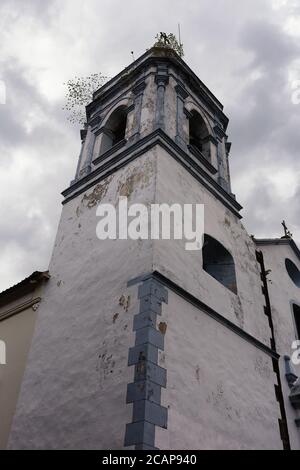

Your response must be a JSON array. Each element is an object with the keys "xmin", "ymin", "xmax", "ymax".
[
  {"xmin": 225, "ymin": 141, "xmax": 232, "ymax": 193},
  {"xmin": 129, "ymin": 81, "xmax": 146, "ymax": 142},
  {"xmin": 72, "ymin": 127, "xmax": 87, "ymax": 183},
  {"xmin": 214, "ymin": 124, "xmax": 229, "ymax": 192},
  {"xmin": 154, "ymin": 64, "xmax": 169, "ymax": 131},
  {"xmin": 78, "ymin": 128, "xmax": 96, "ymax": 178},
  {"xmin": 175, "ymin": 82, "xmax": 189, "ymax": 149}
]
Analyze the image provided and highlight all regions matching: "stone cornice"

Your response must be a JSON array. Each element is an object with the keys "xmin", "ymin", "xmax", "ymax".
[
  {"xmin": 187, "ymin": 144, "xmax": 218, "ymax": 175},
  {"xmin": 175, "ymin": 83, "xmax": 189, "ymax": 99},
  {"xmin": 132, "ymin": 80, "xmax": 146, "ymax": 95},
  {"xmin": 201, "ymin": 134, "xmax": 219, "ymax": 146},
  {"xmin": 183, "ymin": 107, "xmax": 193, "ymax": 119},
  {"xmin": 89, "ymin": 113, "xmax": 102, "ymax": 129},
  {"xmin": 128, "ymin": 271, "xmax": 279, "ymax": 360},
  {"xmin": 62, "ymin": 129, "xmax": 242, "ymax": 218},
  {"xmin": 213, "ymin": 124, "xmax": 227, "ymax": 141},
  {"xmin": 155, "ymin": 64, "xmax": 169, "ymax": 87},
  {"xmin": 226, "ymin": 142, "xmax": 232, "ymax": 154},
  {"xmin": 255, "ymin": 238, "xmax": 300, "ymax": 263},
  {"xmin": 87, "ymin": 68, "xmax": 226, "ymax": 132},
  {"xmin": 0, "ymin": 297, "xmax": 41, "ymax": 322},
  {"xmin": 80, "ymin": 129, "xmax": 87, "ymax": 141},
  {"xmin": 92, "ymin": 138, "xmax": 127, "ymax": 164},
  {"xmin": 87, "ymin": 48, "xmax": 228, "ymax": 128}
]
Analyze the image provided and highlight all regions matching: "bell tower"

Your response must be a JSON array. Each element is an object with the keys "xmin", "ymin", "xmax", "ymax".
[{"xmin": 8, "ymin": 44, "xmax": 292, "ymax": 450}]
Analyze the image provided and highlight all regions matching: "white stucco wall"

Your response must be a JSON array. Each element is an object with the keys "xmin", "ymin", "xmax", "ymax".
[
  {"xmin": 7, "ymin": 46, "xmax": 299, "ymax": 449},
  {"xmin": 0, "ymin": 299, "xmax": 39, "ymax": 449},
  {"xmin": 153, "ymin": 148, "xmax": 271, "ymax": 346},
  {"xmin": 8, "ymin": 151, "xmax": 158, "ymax": 449},
  {"xmin": 8, "ymin": 143, "xmax": 298, "ymax": 450},
  {"xmin": 155, "ymin": 290, "xmax": 282, "ymax": 449},
  {"xmin": 139, "ymin": 73, "xmax": 157, "ymax": 138},
  {"xmin": 258, "ymin": 243, "xmax": 300, "ymax": 449}
]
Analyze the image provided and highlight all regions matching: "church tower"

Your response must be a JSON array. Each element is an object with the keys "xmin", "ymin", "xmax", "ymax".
[{"xmin": 8, "ymin": 43, "xmax": 300, "ymax": 449}]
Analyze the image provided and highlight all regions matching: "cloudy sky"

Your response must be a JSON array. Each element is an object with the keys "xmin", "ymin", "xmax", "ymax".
[{"xmin": 0, "ymin": 0, "xmax": 299, "ymax": 291}]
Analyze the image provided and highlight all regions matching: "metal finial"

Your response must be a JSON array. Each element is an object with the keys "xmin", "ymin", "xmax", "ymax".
[{"xmin": 281, "ymin": 220, "xmax": 293, "ymax": 239}]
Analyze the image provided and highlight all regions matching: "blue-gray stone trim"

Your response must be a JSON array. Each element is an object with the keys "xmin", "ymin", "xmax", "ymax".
[
  {"xmin": 73, "ymin": 132, "xmax": 86, "ymax": 182},
  {"xmin": 88, "ymin": 49, "xmax": 228, "ymax": 130},
  {"xmin": 124, "ymin": 421, "xmax": 156, "ymax": 448},
  {"xmin": 130, "ymin": 81, "xmax": 146, "ymax": 142},
  {"xmin": 80, "ymin": 129, "xmax": 87, "ymax": 141},
  {"xmin": 127, "ymin": 381, "xmax": 161, "ymax": 405},
  {"xmin": 79, "ymin": 131, "xmax": 96, "ymax": 178},
  {"xmin": 128, "ymin": 271, "xmax": 279, "ymax": 360},
  {"xmin": 213, "ymin": 123, "xmax": 227, "ymax": 141},
  {"xmin": 62, "ymin": 129, "xmax": 243, "ymax": 219},
  {"xmin": 202, "ymin": 134, "xmax": 219, "ymax": 146},
  {"xmin": 175, "ymin": 83, "xmax": 189, "ymax": 100},
  {"xmin": 89, "ymin": 113, "xmax": 102, "ymax": 130},
  {"xmin": 155, "ymin": 64, "xmax": 169, "ymax": 131},
  {"xmin": 175, "ymin": 83, "xmax": 188, "ymax": 149},
  {"xmin": 124, "ymin": 278, "xmax": 168, "ymax": 450},
  {"xmin": 92, "ymin": 138, "xmax": 127, "ymax": 165},
  {"xmin": 183, "ymin": 107, "xmax": 193, "ymax": 120},
  {"xmin": 124, "ymin": 269, "xmax": 283, "ymax": 448},
  {"xmin": 87, "ymin": 68, "xmax": 222, "ymax": 140},
  {"xmin": 188, "ymin": 144, "xmax": 218, "ymax": 175}
]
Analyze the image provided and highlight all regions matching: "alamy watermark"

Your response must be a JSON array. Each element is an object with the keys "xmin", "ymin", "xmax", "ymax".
[
  {"xmin": 96, "ymin": 197, "xmax": 204, "ymax": 251},
  {"xmin": 291, "ymin": 340, "xmax": 300, "ymax": 366},
  {"xmin": 0, "ymin": 79, "xmax": 6, "ymax": 105},
  {"xmin": 0, "ymin": 340, "xmax": 6, "ymax": 365}
]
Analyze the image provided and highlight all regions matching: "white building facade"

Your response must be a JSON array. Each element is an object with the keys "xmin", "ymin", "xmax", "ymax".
[{"xmin": 5, "ymin": 46, "xmax": 300, "ymax": 450}]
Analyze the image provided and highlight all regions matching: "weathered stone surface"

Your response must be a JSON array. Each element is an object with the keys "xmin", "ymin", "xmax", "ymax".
[{"xmin": 8, "ymin": 153, "xmax": 156, "ymax": 450}]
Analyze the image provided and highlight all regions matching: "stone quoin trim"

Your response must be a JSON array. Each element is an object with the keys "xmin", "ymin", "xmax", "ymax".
[
  {"xmin": 124, "ymin": 278, "xmax": 168, "ymax": 450},
  {"xmin": 129, "ymin": 271, "xmax": 279, "ymax": 360}
]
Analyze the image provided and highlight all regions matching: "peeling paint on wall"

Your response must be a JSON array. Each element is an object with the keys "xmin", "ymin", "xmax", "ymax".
[
  {"xmin": 117, "ymin": 160, "xmax": 154, "ymax": 200},
  {"xmin": 119, "ymin": 295, "xmax": 130, "ymax": 312}
]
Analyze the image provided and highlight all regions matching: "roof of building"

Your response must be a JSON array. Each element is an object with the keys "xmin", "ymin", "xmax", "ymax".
[
  {"xmin": 255, "ymin": 237, "xmax": 300, "ymax": 262},
  {"xmin": 0, "ymin": 271, "xmax": 50, "ymax": 308},
  {"xmin": 87, "ymin": 46, "xmax": 228, "ymax": 129}
]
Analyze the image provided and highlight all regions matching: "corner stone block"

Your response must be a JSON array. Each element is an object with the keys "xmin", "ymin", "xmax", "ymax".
[
  {"xmin": 135, "ymin": 326, "xmax": 164, "ymax": 350},
  {"xmin": 133, "ymin": 400, "xmax": 168, "ymax": 429},
  {"xmin": 138, "ymin": 280, "xmax": 168, "ymax": 304},
  {"xmin": 134, "ymin": 361, "xmax": 167, "ymax": 388},
  {"xmin": 133, "ymin": 310, "xmax": 157, "ymax": 331},
  {"xmin": 128, "ymin": 342, "xmax": 158, "ymax": 366},
  {"xmin": 139, "ymin": 295, "xmax": 163, "ymax": 315},
  {"xmin": 124, "ymin": 421, "xmax": 155, "ymax": 447},
  {"xmin": 126, "ymin": 380, "xmax": 162, "ymax": 404}
]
